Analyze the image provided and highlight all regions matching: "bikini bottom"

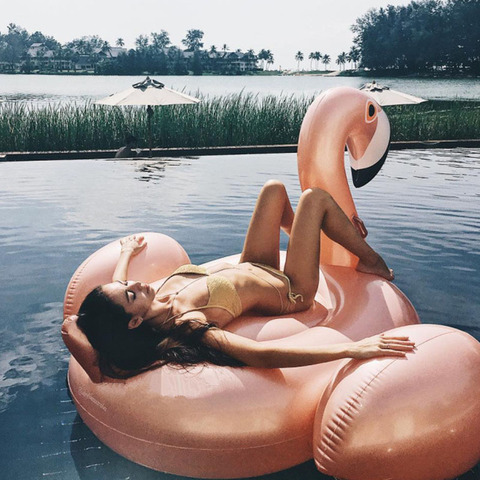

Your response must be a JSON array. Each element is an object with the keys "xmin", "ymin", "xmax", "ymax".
[{"xmin": 249, "ymin": 262, "xmax": 304, "ymax": 315}]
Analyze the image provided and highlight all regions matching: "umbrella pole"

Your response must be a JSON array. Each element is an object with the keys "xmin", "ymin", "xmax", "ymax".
[{"xmin": 147, "ymin": 105, "xmax": 153, "ymax": 158}]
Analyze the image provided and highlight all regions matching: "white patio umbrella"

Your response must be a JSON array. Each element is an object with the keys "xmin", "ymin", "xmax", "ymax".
[
  {"xmin": 360, "ymin": 80, "xmax": 427, "ymax": 106},
  {"xmin": 96, "ymin": 77, "xmax": 200, "ymax": 157}
]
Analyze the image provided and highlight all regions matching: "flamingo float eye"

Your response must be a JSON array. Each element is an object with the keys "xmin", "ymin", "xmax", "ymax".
[{"xmin": 365, "ymin": 101, "xmax": 377, "ymax": 123}]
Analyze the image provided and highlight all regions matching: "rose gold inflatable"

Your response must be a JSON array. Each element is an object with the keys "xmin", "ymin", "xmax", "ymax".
[{"xmin": 62, "ymin": 87, "xmax": 480, "ymax": 479}]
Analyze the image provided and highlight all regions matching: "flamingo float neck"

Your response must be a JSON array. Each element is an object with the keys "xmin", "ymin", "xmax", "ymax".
[{"xmin": 297, "ymin": 87, "xmax": 390, "ymax": 268}]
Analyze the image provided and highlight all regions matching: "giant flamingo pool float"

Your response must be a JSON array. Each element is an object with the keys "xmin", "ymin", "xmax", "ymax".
[{"xmin": 62, "ymin": 87, "xmax": 480, "ymax": 480}]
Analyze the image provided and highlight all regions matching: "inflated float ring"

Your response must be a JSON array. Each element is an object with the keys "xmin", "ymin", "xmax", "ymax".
[{"xmin": 62, "ymin": 87, "xmax": 480, "ymax": 480}]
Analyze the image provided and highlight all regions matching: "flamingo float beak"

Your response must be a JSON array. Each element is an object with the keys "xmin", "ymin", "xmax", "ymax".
[{"xmin": 347, "ymin": 101, "xmax": 391, "ymax": 188}]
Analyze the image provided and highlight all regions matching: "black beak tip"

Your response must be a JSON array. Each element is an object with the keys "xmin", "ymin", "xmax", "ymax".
[{"xmin": 351, "ymin": 144, "xmax": 390, "ymax": 188}]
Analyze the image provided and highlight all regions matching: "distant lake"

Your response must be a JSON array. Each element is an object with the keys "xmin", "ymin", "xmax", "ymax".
[{"xmin": 0, "ymin": 74, "xmax": 479, "ymax": 104}]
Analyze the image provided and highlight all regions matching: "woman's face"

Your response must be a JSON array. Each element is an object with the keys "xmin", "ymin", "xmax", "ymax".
[{"xmin": 102, "ymin": 281, "xmax": 155, "ymax": 318}]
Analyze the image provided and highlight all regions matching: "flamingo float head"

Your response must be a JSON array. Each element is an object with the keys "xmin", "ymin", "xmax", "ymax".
[
  {"xmin": 347, "ymin": 94, "xmax": 390, "ymax": 188},
  {"xmin": 297, "ymin": 86, "xmax": 391, "ymax": 267}
]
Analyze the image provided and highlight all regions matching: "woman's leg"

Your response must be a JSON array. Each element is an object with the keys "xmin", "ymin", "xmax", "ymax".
[
  {"xmin": 240, "ymin": 180, "xmax": 295, "ymax": 268},
  {"xmin": 284, "ymin": 188, "xmax": 393, "ymax": 307}
]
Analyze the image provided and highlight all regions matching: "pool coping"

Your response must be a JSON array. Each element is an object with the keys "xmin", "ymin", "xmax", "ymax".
[{"xmin": 1, "ymin": 139, "xmax": 479, "ymax": 162}]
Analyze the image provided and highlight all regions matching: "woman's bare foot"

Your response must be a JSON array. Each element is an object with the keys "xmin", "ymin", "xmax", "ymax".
[{"xmin": 356, "ymin": 253, "xmax": 395, "ymax": 281}]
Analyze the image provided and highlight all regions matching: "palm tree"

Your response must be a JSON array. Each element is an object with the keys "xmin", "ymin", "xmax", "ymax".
[
  {"xmin": 101, "ymin": 41, "xmax": 112, "ymax": 58},
  {"xmin": 295, "ymin": 51, "xmax": 304, "ymax": 71},
  {"xmin": 313, "ymin": 51, "xmax": 322, "ymax": 70},
  {"xmin": 222, "ymin": 44, "xmax": 229, "ymax": 53},
  {"xmin": 346, "ymin": 53, "xmax": 352, "ymax": 70},
  {"xmin": 258, "ymin": 49, "xmax": 269, "ymax": 70},
  {"xmin": 308, "ymin": 52, "xmax": 315, "ymax": 71},
  {"xmin": 336, "ymin": 55, "xmax": 342, "ymax": 71},
  {"xmin": 336, "ymin": 52, "xmax": 347, "ymax": 71},
  {"xmin": 322, "ymin": 54, "xmax": 331, "ymax": 71},
  {"xmin": 266, "ymin": 51, "xmax": 274, "ymax": 70},
  {"xmin": 348, "ymin": 46, "xmax": 360, "ymax": 69},
  {"xmin": 116, "ymin": 38, "xmax": 125, "ymax": 47}
]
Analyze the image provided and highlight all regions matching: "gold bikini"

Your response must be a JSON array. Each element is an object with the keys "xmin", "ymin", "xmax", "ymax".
[{"xmin": 157, "ymin": 263, "xmax": 303, "ymax": 321}]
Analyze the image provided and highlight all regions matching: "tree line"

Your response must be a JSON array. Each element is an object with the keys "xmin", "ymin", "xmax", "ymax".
[
  {"xmin": 0, "ymin": 26, "xmax": 271, "ymax": 75},
  {"xmin": 351, "ymin": 0, "xmax": 479, "ymax": 74},
  {"xmin": 294, "ymin": 0, "xmax": 478, "ymax": 74},
  {"xmin": 1, "ymin": 0, "xmax": 478, "ymax": 76},
  {"xmin": 0, "ymin": 20, "xmax": 351, "ymax": 76},
  {"xmin": 293, "ymin": 49, "xmax": 360, "ymax": 72}
]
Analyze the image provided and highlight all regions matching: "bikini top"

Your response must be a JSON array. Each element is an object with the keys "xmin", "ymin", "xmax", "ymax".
[{"xmin": 156, "ymin": 264, "xmax": 243, "ymax": 321}]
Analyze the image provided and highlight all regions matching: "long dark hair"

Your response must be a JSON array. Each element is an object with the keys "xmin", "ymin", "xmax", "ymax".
[{"xmin": 77, "ymin": 286, "xmax": 243, "ymax": 379}]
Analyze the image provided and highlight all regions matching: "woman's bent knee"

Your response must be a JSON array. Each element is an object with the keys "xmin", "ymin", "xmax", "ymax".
[
  {"xmin": 300, "ymin": 187, "xmax": 332, "ymax": 206},
  {"xmin": 262, "ymin": 179, "xmax": 286, "ymax": 191},
  {"xmin": 260, "ymin": 180, "xmax": 288, "ymax": 199}
]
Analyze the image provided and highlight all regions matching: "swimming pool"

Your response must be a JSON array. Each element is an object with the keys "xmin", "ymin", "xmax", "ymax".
[{"xmin": 0, "ymin": 149, "xmax": 479, "ymax": 479}]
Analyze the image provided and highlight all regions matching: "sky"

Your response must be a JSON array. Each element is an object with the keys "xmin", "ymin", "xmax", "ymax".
[{"xmin": 3, "ymin": 0, "xmax": 411, "ymax": 70}]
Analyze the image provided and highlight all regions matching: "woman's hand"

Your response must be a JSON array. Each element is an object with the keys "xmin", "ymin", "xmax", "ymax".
[
  {"xmin": 120, "ymin": 235, "xmax": 147, "ymax": 256},
  {"xmin": 350, "ymin": 334, "xmax": 416, "ymax": 359},
  {"xmin": 112, "ymin": 235, "xmax": 147, "ymax": 282}
]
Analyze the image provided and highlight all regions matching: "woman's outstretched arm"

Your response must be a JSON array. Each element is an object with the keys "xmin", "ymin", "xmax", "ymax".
[
  {"xmin": 112, "ymin": 235, "xmax": 147, "ymax": 282},
  {"xmin": 202, "ymin": 328, "xmax": 415, "ymax": 368}
]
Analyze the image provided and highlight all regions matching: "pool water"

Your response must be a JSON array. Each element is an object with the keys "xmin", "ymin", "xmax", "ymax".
[{"xmin": 0, "ymin": 149, "xmax": 479, "ymax": 479}]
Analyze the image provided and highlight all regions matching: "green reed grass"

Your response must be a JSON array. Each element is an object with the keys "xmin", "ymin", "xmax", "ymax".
[
  {"xmin": 0, "ymin": 94, "xmax": 478, "ymax": 153},
  {"xmin": 385, "ymin": 101, "xmax": 480, "ymax": 141}
]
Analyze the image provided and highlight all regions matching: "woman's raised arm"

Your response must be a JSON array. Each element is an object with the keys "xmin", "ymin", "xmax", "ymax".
[
  {"xmin": 112, "ymin": 235, "xmax": 147, "ymax": 282},
  {"xmin": 202, "ymin": 328, "xmax": 415, "ymax": 368}
]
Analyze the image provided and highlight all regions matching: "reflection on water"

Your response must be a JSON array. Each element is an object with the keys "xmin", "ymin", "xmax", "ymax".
[
  {"xmin": 0, "ymin": 149, "xmax": 479, "ymax": 479},
  {"xmin": 0, "ymin": 302, "xmax": 65, "ymax": 414},
  {"xmin": 133, "ymin": 158, "xmax": 190, "ymax": 183}
]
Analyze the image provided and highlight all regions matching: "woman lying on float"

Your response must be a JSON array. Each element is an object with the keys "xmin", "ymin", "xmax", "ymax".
[{"xmin": 77, "ymin": 180, "xmax": 413, "ymax": 377}]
